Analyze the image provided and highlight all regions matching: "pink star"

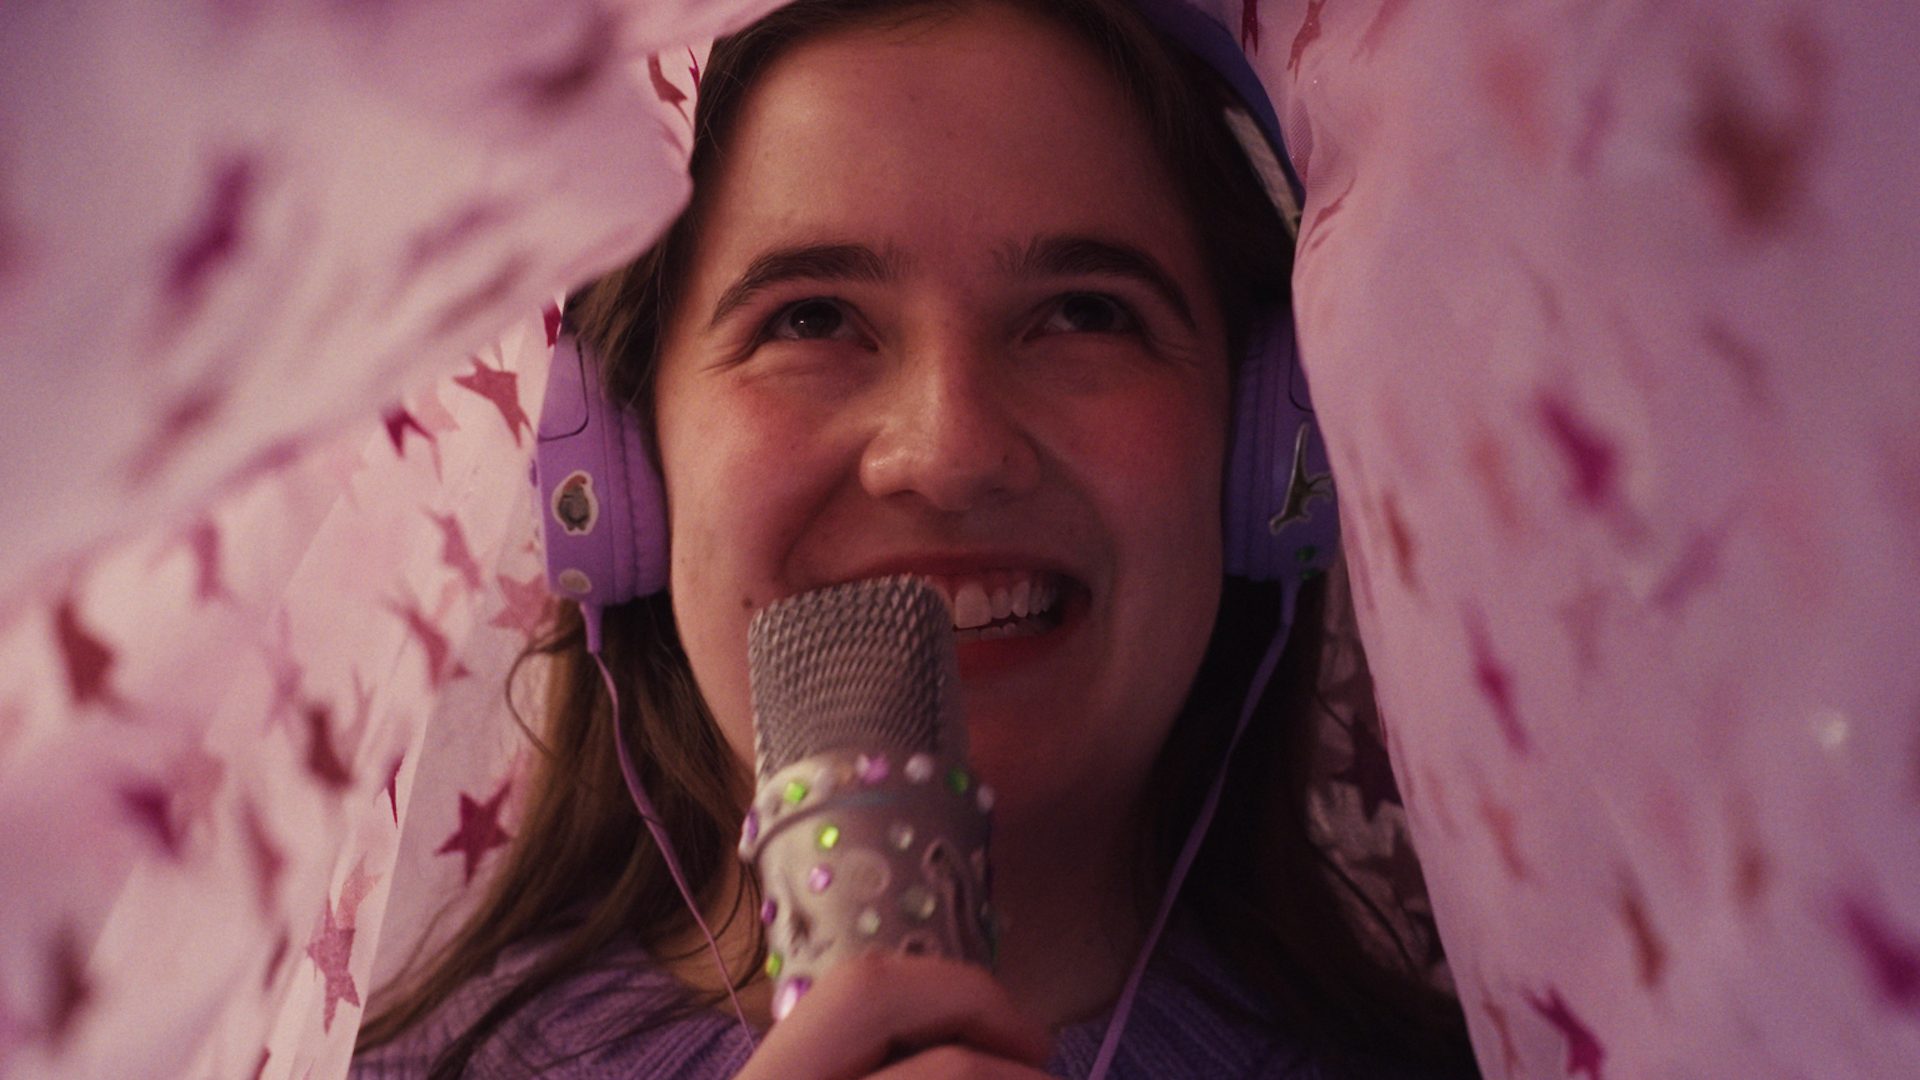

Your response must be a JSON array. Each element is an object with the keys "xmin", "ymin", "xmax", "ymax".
[
  {"xmin": 1476, "ymin": 791, "xmax": 1530, "ymax": 880},
  {"xmin": 383, "ymin": 407, "xmax": 435, "ymax": 460},
  {"xmin": 384, "ymin": 754, "xmax": 405, "ymax": 824},
  {"xmin": 489, "ymin": 573, "xmax": 553, "ymax": 641},
  {"xmin": 260, "ymin": 611, "xmax": 306, "ymax": 732},
  {"xmin": 124, "ymin": 380, "xmax": 230, "ymax": 486},
  {"xmin": 431, "ymin": 512, "xmax": 484, "ymax": 591},
  {"xmin": 1538, "ymin": 394, "xmax": 1620, "ymax": 511},
  {"xmin": 389, "ymin": 598, "xmax": 452, "ymax": 687},
  {"xmin": 1842, "ymin": 895, "xmax": 1920, "ymax": 1013},
  {"xmin": 305, "ymin": 898, "xmax": 360, "ymax": 1033},
  {"xmin": 403, "ymin": 202, "xmax": 510, "ymax": 276},
  {"xmin": 304, "ymin": 705, "xmax": 352, "ymax": 792},
  {"xmin": 119, "ymin": 782, "xmax": 182, "ymax": 859},
  {"xmin": 44, "ymin": 927, "xmax": 92, "ymax": 1048},
  {"xmin": 1288, "ymin": 0, "xmax": 1325, "ymax": 73},
  {"xmin": 1556, "ymin": 584, "xmax": 1609, "ymax": 673},
  {"xmin": 54, "ymin": 599, "xmax": 121, "ymax": 712},
  {"xmin": 1480, "ymin": 993, "xmax": 1521, "ymax": 1076},
  {"xmin": 1619, "ymin": 882, "xmax": 1668, "ymax": 988},
  {"xmin": 1528, "ymin": 988, "xmax": 1605, "ymax": 1080},
  {"xmin": 649, "ymin": 52, "xmax": 689, "ymax": 119},
  {"xmin": 453, "ymin": 357, "xmax": 531, "ymax": 446},
  {"xmin": 242, "ymin": 801, "xmax": 285, "ymax": 914},
  {"xmin": 166, "ymin": 156, "xmax": 253, "ymax": 309},
  {"xmin": 263, "ymin": 932, "xmax": 291, "ymax": 992},
  {"xmin": 1381, "ymin": 491, "xmax": 1420, "ymax": 591},
  {"xmin": 180, "ymin": 517, "xmax": 228, "ymax": 603},
  {"xmin": 1649, "ymin": 527, "xmax": 1727, "ymax": 613},
  {"xmin": 1468, "ymin": 614, "xmax": 1529, "ymax": 755},
  {"xmin": 1359, "ymin": 0, "xmax": 1411, "ymax": 56},
  {"xmin": 436, "ymin": 779, "xmax": 513, "ymax": 884},
  {"xmin": 543, "ymin": 304, "xmax": 563, "ymax": 347}
]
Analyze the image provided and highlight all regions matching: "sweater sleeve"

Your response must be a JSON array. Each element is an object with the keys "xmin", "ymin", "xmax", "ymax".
[{"xmin": 350, "ymin": 944, "xmax": 757, "ymax": 1080}]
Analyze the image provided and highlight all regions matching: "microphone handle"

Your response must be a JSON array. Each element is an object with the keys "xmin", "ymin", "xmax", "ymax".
[{"xmin": 740, "ymin": 745, "xmax": 994, "ymax": 1021}]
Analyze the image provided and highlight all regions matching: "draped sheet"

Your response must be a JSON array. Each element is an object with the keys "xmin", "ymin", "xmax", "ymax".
[{"xmin": 0, "ymin": 2, "xmax": 1913, "ymax": 1078}]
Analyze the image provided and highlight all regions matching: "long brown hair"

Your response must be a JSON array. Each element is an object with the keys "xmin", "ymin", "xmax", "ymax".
[{"xmin": 358, "ymin": 2, "xmax": 1476, "ymax": 1076}]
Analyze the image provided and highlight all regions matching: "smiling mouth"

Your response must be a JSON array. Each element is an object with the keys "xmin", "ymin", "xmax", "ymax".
[{"xmin": 921, "ymin": 573, "xmax": 1070, "ymax": 643}]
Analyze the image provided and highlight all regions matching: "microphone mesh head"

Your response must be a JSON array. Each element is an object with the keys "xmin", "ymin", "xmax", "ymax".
[{"xmin": 748, "ymin": 576, "xmax": 961, "ymax": 780}]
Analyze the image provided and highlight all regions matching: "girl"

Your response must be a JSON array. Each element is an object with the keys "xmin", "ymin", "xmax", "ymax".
[{"xmin": 354, "ymin": 1, "xmax": 1476, "ymax": 1077}]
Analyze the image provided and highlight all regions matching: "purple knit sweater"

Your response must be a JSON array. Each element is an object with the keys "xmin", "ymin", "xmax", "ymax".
[{"xmin": 351, "ymin": 931, "xmax": 1353, "ymax": 1080}]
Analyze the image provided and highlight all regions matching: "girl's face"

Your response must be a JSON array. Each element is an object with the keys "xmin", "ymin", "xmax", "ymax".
[{"xmin": 654, "ymin": 1, "xmax": 1231, "ymax": 829}]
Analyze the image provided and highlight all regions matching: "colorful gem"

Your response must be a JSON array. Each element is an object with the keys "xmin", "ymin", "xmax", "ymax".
[
  {"xmin": 839, "ymin": 850, "xmax": 891, "ymax": 898},
  {"xmin": 761, "ymin": 898, "xmax": 777, "ymax": 925},
  {"xmin": 742, "ymin": 810, "xmax": 760, "ymax": 844},
  {"xmin": 888, "ymin": 822, "xmax": 915, "ymax": 850},
  {"xmin": 808, "ymin": 865, "xmax": 833, "ymax": 892},
  {"xmin": 904, "ymin": 754, "xmax": 935, "ymax": 782},
  {"xmin": 975, "ymin": 785, "xmax": 995, "ymax": 812},
  {"xmin": 783, "ymin": 779, "xmax": 809, "ymax": 805},
  {"xmin": 856, "ymin": 753, "xmax": 889, "ymax": 784},
  {"xmin": 772, "ymin": 977, "xmax": 812, "ymax": 1022},
  {"xmin": 900, "ymin": 886, "xmax": 936, "ymax": 921},
  {"xmin": 946, "ymin": 767, "xmax": 970, "ymax": 794},
  {"xmin": 856, "ymin": 907, "xmax": 882, "ymax": 936},
  {"xmin": 816, "ymin": 823, "xmax": 841, "ymax": 850},
  {"xmin": 765, "ymin": 953, "xmax": 783, "ymax": 978}
]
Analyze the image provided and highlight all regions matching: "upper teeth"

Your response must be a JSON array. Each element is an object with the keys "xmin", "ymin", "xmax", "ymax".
[{"xmin": 942, "ymin": 577, "xmax": 1055, "ymax": 630}]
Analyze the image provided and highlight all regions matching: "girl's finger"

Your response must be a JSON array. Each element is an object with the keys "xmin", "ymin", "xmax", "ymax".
[{"xmin": 734, "ymin": 952, "xmax": 1053, "ymax": 1080}]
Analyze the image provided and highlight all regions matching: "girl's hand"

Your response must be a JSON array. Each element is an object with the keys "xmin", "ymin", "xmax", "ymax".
[{"xmin": 735, "ymin": 952, "xmax": 1055, "ymax": 1080}]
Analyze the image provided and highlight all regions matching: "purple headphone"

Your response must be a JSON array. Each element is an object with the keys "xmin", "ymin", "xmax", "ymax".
[{"xmin": 533, "ymin": 0, "xmax": 1338, "ymax": 631}]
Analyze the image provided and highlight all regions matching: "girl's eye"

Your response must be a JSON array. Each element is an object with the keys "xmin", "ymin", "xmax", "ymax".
[
  {"xmin": 1038, "ymin": 293, "xmax": 1138, "ymax": 335},
  {"xmin": 766, "ymin": 298, "xmax": 854, "ymax": 341}
]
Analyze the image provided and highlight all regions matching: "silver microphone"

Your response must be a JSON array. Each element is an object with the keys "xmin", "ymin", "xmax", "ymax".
[{"xmin": 740, "ymin": 575, "xmax": 995, "ymax": 1021}]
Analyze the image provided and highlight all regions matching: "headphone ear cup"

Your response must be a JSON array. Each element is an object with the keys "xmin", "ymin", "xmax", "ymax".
[
  {"xmin": 535, "ymin": 333, "xmax": 670, "ymax": 609},
  {"xmin": 1223, "ymin": 320, "xmax": 1339, "ymax": 582}
]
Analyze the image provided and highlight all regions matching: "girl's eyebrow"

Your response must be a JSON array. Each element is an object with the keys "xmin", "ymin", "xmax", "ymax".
[
  {"xmin": 999, "ymin": 234, "xmax": 1197, "ymax": 331},
  {"xmin": 706, "ymin": 243, "xmax": 902, "ymax": 328}
]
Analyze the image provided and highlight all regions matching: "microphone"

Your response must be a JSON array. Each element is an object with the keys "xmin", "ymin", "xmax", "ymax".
[{"xmin": 740, "ymin": 575, "xmax": 996, "ymax": 1022}]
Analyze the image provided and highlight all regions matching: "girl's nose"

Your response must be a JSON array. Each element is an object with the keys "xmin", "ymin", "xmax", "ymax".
[{"xmin": 857, "ymin": 341, "xmax": 1041, "ymax": 514}]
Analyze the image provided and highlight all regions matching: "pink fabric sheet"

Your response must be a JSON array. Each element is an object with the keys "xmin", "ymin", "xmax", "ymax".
[{"xmin": 1, "ymin": 1, "xmax": 1914, "ymax": 1078}]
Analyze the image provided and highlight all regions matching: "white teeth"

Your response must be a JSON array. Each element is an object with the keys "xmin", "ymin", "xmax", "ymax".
[
  {"xmin": 931, "ymin": 575, "xmax": 1062, "ymax": 633},
  {"xmin": 952, "ymin": 581, "xmax": 992, "ymax": 630},
  {"xmin": 989, "ymin": 586, "xmax": 1013, "ymax": 621}
]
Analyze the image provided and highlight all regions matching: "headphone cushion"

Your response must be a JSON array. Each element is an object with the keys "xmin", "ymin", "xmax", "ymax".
[{"xmin": 535, "ymin": 335, "xmax": 670, "ymax": 608}]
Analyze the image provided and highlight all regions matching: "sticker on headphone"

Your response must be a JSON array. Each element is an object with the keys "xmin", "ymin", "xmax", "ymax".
[
  {"xmin": 552, "ymin": 470, "xmax": 600, "ymax": 536},
  {"xmin": 1269, "ymin": 422, "xmax": 1333, "ymax": 535},
  {"xmin": 557, "ymin": 568, "xmax": 593, "ymax": 597}
]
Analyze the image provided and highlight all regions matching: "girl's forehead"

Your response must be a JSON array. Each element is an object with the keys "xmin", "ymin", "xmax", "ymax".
[{"xmin": 691, "ymin": 3, "xmax": 1203, "ymax": 289}]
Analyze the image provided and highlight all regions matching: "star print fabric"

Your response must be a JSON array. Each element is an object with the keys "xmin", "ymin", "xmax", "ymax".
[
  {"xmin": 0, "ymin": 2, "xmax": 774, "ymax": 1078},
  {"xmin": 1255, "ymin": 0, "xmax": 1920, "ymax": 1076},
  {"xmin": 0, "ymin": 1, "xmax": 1916, "ymax": 1080}
]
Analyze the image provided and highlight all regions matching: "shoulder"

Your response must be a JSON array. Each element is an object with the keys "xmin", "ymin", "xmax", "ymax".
[{"xmin": 351, "ymin": 940, "xmax": 756, "ymax": 1080}]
